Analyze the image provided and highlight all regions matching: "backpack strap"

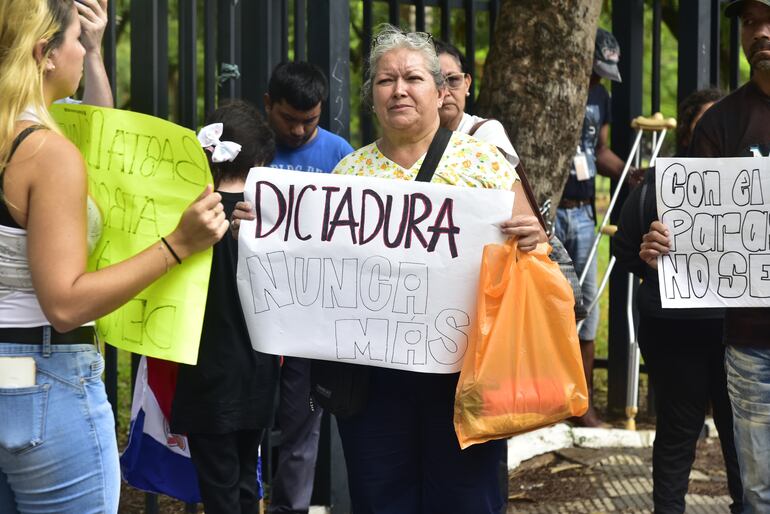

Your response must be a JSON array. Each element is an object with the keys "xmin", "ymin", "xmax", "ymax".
[{"xmin": 414, "ymin": 127, "xmax": 452, "ymax": 183}]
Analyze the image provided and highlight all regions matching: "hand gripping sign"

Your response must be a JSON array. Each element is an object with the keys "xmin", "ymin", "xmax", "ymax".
[
  {"xmin": 656, "ymin": 157, "xmax": 770, "ymax": 308},
  {"xmin": 236, "ymin": 168, "xmax": 514, "ymax": 374}
]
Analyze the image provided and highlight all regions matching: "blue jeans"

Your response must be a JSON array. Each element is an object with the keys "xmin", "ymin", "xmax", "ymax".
[
  {"xmin": 725, "ymin": 345, "xmax": 770, "ymax": 514},
  {"xmin": 555, "ymin": 205, "xmax": 598, "ymax": 341},
  {"xmin": 0, "ymin": 336, "xmax": 119, "ymax": 514}
]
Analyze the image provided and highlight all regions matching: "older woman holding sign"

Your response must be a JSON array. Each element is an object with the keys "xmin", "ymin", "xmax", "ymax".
[
  {"xmin": 0, "ymin": 1, "xmax": 227, "ymax": 512},
  {"xmin": 326, "ymin": 25, "xmax": 545, "ymax": 514}
]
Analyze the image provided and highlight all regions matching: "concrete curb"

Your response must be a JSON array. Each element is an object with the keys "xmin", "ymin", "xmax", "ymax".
[{"xmin": 507, "ymin": 418, "xmax": 720, "ymax": 470}]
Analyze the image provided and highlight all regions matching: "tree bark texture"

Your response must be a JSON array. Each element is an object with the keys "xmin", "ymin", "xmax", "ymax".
[{"xmin": 476, "ymin": 0, "xmax": 603, "ymax": 212}]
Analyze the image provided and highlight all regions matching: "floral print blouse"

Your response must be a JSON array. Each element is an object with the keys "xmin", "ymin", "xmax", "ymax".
[{"xmin": 332, "ymin": 131, "xmax": 518, "ymax": 190}]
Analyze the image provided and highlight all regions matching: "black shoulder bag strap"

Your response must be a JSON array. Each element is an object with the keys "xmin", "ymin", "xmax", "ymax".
[{"xmin": 414, "ymin": 127, "xmax": 452, "ymax": 183}]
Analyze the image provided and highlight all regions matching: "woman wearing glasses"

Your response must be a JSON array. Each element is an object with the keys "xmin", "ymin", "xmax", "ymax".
[
  {"xmin": 435, "ymin": 39, "xmax": 518, "ymax": 166},
  {"xmin": 330, "ymin": 24, "xmax": 546, "ymax": 513}
]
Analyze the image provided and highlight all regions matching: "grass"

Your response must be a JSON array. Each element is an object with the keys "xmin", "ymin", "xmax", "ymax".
[{"xmin": 594, "ymin": 175, "xmax": 612, "ymax": 360}]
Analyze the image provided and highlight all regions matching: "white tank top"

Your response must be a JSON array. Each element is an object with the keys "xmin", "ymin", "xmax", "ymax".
[{"xmin": 0, "ymin": 108, "xmax": 102, "ymax": 328}]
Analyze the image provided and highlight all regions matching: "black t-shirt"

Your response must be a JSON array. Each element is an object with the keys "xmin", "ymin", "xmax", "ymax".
[
  {"xmin": 690, "ymin": 81, "xmax": 770, "ymax": 159},
  {"xmin": 562, "ymin": 83, "xmax": 612, "ymax": 201},
  {"xmin": 171, "ymin": 191, "xmax": 280, "ymax": 433},
  {"xmin": 689, "ymin": 80, "xmax": 770, "ymax": 348}
]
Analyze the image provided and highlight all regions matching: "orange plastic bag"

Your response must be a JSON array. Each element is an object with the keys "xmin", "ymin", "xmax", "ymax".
[{"xmin": 454, "ymin": 241, "xmax": 588, "ymax": 449}]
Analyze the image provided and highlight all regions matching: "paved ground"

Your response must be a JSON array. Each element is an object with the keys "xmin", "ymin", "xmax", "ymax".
[
  {"xmin": 507, "ymin": 440, "xmax": 733, "ymax": 513},
  {"xmin": 120, "ymin": 424, "xmax": 733, "ymax": 513}
]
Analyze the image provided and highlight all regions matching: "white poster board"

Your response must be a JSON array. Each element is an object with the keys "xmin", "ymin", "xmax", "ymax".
[
  {"xmin": 656, "ymin": 157, "xmax": 770, "ymax": 308},
  {"xmin": 236, "ymin": 168, "xmax": 514, "ymax": 373}
]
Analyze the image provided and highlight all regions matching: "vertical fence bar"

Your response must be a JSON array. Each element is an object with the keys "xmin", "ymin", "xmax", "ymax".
[
  {"xmin": 389, "ymin": 0, "xmax": 400, "ymax": 26},
  {"xmin": 361, "ymin": 0, "xmax": 374, "ymax": 145},
  {"xmin": 677, "ymin": 0, "xmax": 712, "ymax": 104},
  {"xmin": 308, "ymin": 4, "xmax": 352, "ymax": 512},
  {"xmin": 609, "ymin": 0, "xmax": 644, "ymax": 417},
  {"xmin": 104, "ymin": 345, "xmax": 118, "ymax": 425},
  {"xmin": 281, "ymin": 0, "xmax": 290, "ymax": 62},
  {"xmin": 730, "ymin": 15, "xmax": 740, "ymax": 90},
  {"xmin": 440, "ymin": 0, "xmax": 451, "ymax": 41},
  {"xmin": 242, "ymin": 0, "xmax": 282, "ymax": 108},
  {"xmin": 651, "ymin": 0, "xmax": 661, "ymax": 114},
  {"xmin": 103, "ymin": 0, "xmax": 117, "ymax": 104},
  {"xmin": 415, "ymin": 0, "xmax": 426, "ymax": 32},
  {"xmin": 204, "ymin": 0, "xmax": 217, "ymax": 115},
  {"xmin": 295, "ymin": 0, "xmax": 307, "ymax": 61},
  {"xmin": 464, "ymin": 0, "xmax": 476, "ymax": 113},
  {"xmin": 217, "ymin": 0, "xmax": 241, "ymax": 101},
  {"xmin": 130, "ymin": 0, "xmax": 169, "ymax": 118},
  {"xmin": 710, "ymin": 0, "xmax": 721, "ymax": 87},
  {"xmin": 128, "ymin": 18, "xmax": 167, "ymax": 500},
  {"xmin": 101, "ymin": 0, "xmax": 118, "ymax": 417},
  {"xmin": 98, "ymin": 0, "xmax": 116, "ymax": 407},
  {"xmin": 489, "ymin": 0, "xmax": 500, "ymax": 33},
  {"xmin": 178, "ymin": 0, "xmax": 198, "ymax": 129},
  {"xmin": 309, "ymin": 0, "xmax": 351, "ymax": 140}
]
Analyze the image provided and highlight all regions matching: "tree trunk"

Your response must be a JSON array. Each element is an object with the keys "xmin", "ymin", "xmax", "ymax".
[{"xmin": 476, "ymin": 0, "xmax": 603, "ymax": 213}]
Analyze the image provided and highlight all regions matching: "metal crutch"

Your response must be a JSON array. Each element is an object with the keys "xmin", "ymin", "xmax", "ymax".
[
  {"xmin": 622, "ymin": 114, "xmax": 676, "ymax": 430},
  {"xmin": 573, "ymin": 113, "xmax": 676, "ymax": 430},
  {"xmin": 576, "ymin": 113, "xmax": 675, "ymax": 332}
]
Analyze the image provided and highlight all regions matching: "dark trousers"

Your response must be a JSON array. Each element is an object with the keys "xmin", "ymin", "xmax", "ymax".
[
  {"xmin": 336, "ymin": 367, "xmax": 505, "ymax": 514},
  {"xmin": 269, "ymin": 357, "xmax": 323, "ymax": 514},
  {"xmin": 638, "ymin": 316, "xmax": 742, "ymax": 514},
  {"xmin": 187, "ymin": 429, "xmax": 264, "ymax": 514}
]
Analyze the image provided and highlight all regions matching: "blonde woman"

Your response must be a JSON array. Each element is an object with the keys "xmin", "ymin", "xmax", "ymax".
[{"xmin": 0, "ymin": 1, "xmax": 228, "ymax": 512}]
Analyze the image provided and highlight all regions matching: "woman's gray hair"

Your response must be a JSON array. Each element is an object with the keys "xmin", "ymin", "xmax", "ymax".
[{"xmin": 362, "ymin": 24, "xmax": 445, "ymax": 109}]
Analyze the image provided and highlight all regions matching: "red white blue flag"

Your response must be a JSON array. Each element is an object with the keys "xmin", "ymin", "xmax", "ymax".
[{"xmin": 120, "ymin": 356, "xmax": 201, "ymax": 503}]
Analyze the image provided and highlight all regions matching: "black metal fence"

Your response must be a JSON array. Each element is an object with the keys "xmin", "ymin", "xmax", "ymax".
[{"xmin": 99, "ymin": 0, "xmax": 747, "ymax": 512}]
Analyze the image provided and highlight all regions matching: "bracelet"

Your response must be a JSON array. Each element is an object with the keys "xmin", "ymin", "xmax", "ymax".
[
  {"xmin": 160, "ymin": 237, "xmax": 182, "ymax": 265},
  {"xmin": 158, "ymin": 242, "xmax": 172, "ymax": 272}
]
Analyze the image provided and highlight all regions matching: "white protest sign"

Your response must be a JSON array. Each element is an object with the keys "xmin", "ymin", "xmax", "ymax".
[
  {"xmin": 236, "ymin": 167, "xmax": 514, "ymax": 373},
  {"xmin": 656, "ymin": 157, "xmax": 770, "ymax": 308}
]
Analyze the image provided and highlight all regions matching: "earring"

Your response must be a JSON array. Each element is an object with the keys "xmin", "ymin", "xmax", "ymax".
[
  {"xmin": 45, "ymin": 61, "xmax": 55, "ymax": 72},
  {"xmin": 465, "ymin": 92, "xmax": 470, "ymax": 97}
]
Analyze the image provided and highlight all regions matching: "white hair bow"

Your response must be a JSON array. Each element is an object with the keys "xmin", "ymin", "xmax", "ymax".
[{"xmin": 197, "ymin": 123, "xmax": 242, "ymax": 163}]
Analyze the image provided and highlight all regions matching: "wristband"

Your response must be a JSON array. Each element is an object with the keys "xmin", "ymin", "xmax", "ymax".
[{"xmin": 160, "ymin": 237, "xmax": 182, "ymax": 265}]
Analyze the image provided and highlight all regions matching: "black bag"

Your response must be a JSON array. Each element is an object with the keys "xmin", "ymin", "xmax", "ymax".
[{"xmin": 310, "ymin": 127, "xmax": 453, "ymax": 417}]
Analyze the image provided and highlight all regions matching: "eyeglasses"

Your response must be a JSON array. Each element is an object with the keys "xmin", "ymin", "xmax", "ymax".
[
  {"xmin": 372, "ymin": 30, "xmax": 433, "ymax": 48},
  {"xmin": 444, "ymin": 73, "xmax": 468, "ymax": 90}
]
